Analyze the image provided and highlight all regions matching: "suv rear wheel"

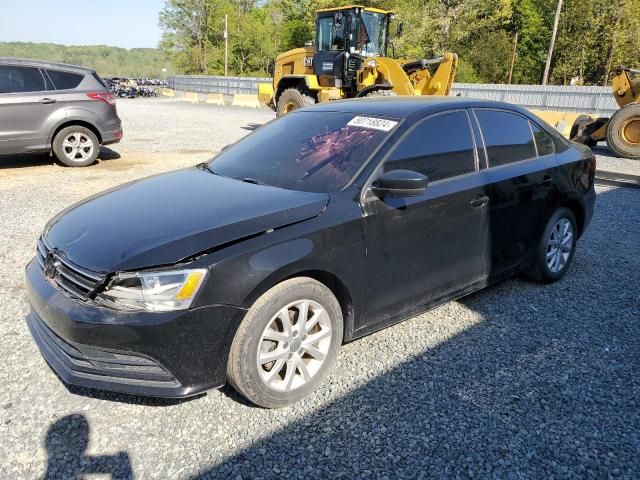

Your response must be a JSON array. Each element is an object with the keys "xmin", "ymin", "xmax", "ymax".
[{"xmin": 53, "ymin": 126, "xmax": 99, "ymax": 167}]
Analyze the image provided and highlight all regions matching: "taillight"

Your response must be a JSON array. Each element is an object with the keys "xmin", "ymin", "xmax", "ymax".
[{"xmin": 86, "ymin": 92, "xmax": 116, "ymax": 106}]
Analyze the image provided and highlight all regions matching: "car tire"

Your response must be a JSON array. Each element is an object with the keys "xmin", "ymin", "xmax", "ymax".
[
  {"xmin": 524, "ymin": 207, "xmax": 578, "ymax": 284},
  {"xmin": 227, "ymin": 277, "xmax": 343, "ymax": 408},
  {"xmin": 52, "ymin": 126, "xmax": 100, "ymax": 167},
  {"xmin": 276, "ymin": 88, "xmax": 316, "ymax": 116}
]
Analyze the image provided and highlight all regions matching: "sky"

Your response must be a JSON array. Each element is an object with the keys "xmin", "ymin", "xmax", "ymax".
[{"xmin": 0, "ymin": 0, "xmax": 166, "ymax": 49}]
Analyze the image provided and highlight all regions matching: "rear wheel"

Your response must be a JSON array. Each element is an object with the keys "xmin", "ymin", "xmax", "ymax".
[
  {"xmin": 52, "ymin": 126, "xmax": 99, "ymax": 167},
  {"xmin": 227, "ymin": 277, "xmax": 343, "ymax": 408},
  {"xmin": 524, "ymin": 207, "xmax": 577, "ymax": 283},
  {"xmin": 606, "ymin": 103, "xmax": 640, "ymax": 159},
  {"xmin": 276, "ymin": 88, "xmax": 316, "ymax": 116}
]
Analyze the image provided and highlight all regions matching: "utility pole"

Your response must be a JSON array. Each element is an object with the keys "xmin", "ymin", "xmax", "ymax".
[
  {"xmin": 224, "ymin": 14, "xmax": 228, "ymax": 77},
  {"xmin": 508, "ymin": 31, "xmax": 518, "ymax": 84},
  {"xmin": 542, "ymin": 0, "xmax": 562, "ymax": 85}
]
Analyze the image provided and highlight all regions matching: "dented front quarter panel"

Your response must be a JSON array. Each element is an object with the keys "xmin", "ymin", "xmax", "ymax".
[{"xmin": 189, "ymin": 190, "xmax": 367, "ymax": 340}]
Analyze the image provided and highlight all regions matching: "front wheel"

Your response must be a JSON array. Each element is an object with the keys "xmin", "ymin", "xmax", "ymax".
[
  {"xmin": 227, "ymin": 277, "xmax": 343, "ymax": 408},
  {"xmin": 276, "ymin": 88, "xmax": 316, "ymax": 116},
  {"xmin": 524, "ymin": 207, "xmax": 577, "ymax": 283}
]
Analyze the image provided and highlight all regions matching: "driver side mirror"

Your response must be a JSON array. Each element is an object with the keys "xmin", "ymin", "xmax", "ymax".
[{"xmin": 372, "ymin": 169, "xmax": 428, "ymax": 198}]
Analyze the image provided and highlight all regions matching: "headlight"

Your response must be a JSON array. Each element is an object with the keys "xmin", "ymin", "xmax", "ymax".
[
  {"xmin": 96, "ymin": 269, "xmax": 207, "ymax": 312},
  {"xmin": 367, "ymin": 59, "xmax": 377, "ymax": 68}
]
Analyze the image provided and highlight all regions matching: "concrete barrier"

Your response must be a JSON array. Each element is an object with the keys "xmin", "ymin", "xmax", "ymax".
[
  {"xmin": 183, "ymin": 91, "xmax": 199, "ymax": 104},
  {"xmin": 158, "ymin": 88, "xmax": 175, "ymax": 97},
  {"xmin": 206, "ymin": 93, "xmax": 225, "ymax": 105},
  {"xmin": 231, "ymin": 94, "xmax": 261, "ymax": 108}
]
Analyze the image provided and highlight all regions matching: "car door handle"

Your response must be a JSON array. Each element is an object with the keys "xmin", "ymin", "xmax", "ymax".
[
  {"xmin": 470, "ymin": 195, "xmax": 490, "ymax": 208},
  {"xmin": 40, "ymin": 98, "xmax": 56, "ymax": 104}
]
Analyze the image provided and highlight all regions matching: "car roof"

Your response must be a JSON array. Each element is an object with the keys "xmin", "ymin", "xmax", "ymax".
[
  {"xmin": 0, "ymin": 57, "xmax": 92, "ymax": 73},
  {"xmin": 303, "ymin": 96, "xmax": 533, "ymax": 121}
]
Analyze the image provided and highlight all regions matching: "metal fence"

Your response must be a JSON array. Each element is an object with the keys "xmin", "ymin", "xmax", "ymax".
[
  {"xmin": 168, "ymin": 75, "xmax": 618, "ymax": 116},
  {"xmin": 451, "ymin": 83, "xmax": 617, "ymax": 116},
  {"xmin": 168, "ymin": 75, "xmax": 271, "ymax": 96}
]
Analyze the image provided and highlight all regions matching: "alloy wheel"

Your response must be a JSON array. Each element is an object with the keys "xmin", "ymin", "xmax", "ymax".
[
  {"xmin": 546, "ymin": 218, "xmax": 574, "ymax": 273},
  {"xmin": 62, "ymin": 132, "xmax": 95, "ymax": 162},
  {"xmin": 257, "ymin": 299, "xmax": 332, "ymax": 392}
]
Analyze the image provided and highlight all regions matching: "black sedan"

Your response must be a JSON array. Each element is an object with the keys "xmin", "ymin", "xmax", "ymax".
[{"xmin": 25, "ymin": 97, "xmax": 596, "ymax": 407}]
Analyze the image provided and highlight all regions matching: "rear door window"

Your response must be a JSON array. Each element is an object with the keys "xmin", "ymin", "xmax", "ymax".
[
  {"xmin": 475, "ymin": 110, "xmax": 537, "ymax": 167},
  {"xmin": 46, "ymin": 69, "xmax": 84, "ymax": 90},
  {"xmin": 0, "ymin": 66, "xmax": 45, "ymax": 93},
  {"xmin": 384, "ymin": 111, "xmax": 476, "ymax": 182}
]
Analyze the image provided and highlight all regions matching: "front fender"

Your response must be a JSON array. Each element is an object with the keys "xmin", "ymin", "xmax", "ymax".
[{"xmin": 190, "ymin": 201, "xmax": 367, "ymax": 340}]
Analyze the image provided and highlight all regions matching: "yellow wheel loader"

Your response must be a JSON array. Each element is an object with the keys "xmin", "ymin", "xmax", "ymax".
[
  {"xmin": 258, "ymin": 5, "xmax": 458, "ymax": 116},
  {"xmin": 570, "ymin": 66, "xmax": 640, "ymax": 159}
]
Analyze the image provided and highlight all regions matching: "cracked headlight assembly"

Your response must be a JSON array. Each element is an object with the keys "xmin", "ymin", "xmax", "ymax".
[{"xmin": 96, "ymin": 269, "xmax": 207, "ymax": 312}]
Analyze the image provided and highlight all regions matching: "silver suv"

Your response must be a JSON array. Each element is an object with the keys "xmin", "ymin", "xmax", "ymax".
[{"xmin": 0, "ymin": 58, "xmax": 122, "ymax": 167}]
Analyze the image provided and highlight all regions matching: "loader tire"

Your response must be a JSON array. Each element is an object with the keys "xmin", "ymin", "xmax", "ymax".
[
  {"xmin": 570, "ymin": 116, "xmax": 605, "ymax": 148},
  {"xmin": 606, "ymin": 103, "xmax": 640, "ymax": 159},
  {"xmin": 569, "ymin": 115, "xmax": 594, "ymax": 141},
  {"xmin": 276, "ymin": 88, "xmax": 316, "ymax": 116}
]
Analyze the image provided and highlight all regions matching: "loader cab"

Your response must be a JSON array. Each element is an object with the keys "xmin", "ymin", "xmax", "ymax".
[{"xmin": 313, "ymin": 6, "xmax": 391, "ymax": 91}]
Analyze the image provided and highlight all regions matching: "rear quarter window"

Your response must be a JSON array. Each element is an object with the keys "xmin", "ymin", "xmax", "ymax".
[
  {"xmin": 47, "ymin": 69, "xmax": 84, "ymax": 90},
  {"xmin": 530, "ymin": 122, "xmax": 555, "ymax": 156},
  {"xmin": 475, "ymin": 109, "xmax": 537, "ymax": 167}
]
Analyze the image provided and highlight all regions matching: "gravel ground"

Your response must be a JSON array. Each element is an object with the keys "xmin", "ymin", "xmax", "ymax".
[
  {"xmin": 0, "ymin": 100, "xmax": 639, "ymax": 479},
  {"xmin": 591, "ymin": 145, "xmax": 640, "ymax": 176}
]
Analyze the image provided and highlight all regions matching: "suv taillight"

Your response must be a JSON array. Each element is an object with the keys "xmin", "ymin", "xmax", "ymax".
[{"xmin": 86, "ymin": 92, "xmax": 116, "ymax": 106}]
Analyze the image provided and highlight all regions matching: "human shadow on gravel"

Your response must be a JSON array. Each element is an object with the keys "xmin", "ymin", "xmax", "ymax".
[
  {"xmin": 189, "ymin": 187, "xmax": 639, "ymax": 479},
  {"xmin": 0, "ymin": 147, "xmax": 120, "ymax": 169},
  {"xmin": 43, "ymin": 414, "xmax": 133, "ymax": 480}
]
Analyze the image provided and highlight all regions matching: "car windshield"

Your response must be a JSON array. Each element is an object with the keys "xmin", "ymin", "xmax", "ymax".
[{"xmin": 208, "ymin": 111, "xmax": 398, "ymax": 193}]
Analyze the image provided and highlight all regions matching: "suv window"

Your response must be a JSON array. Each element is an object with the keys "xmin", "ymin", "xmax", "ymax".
[
  {"xmin": 47, "ymin": 69, "xmax": 84, "ymax": 90},
  {"xmin": 530, "ymin": 122, "xmax": 555, "ymax": 156},
  {"xmin": 475, "ymin": 110, "xmax": 537, "ymax": 167},
  {"xmin": 0, "ymin": 66, "xmax": 45, "ymax": 93},
  {"xmin": 385, "ymin": 111, "xmax": 476, "ymax": 182}
]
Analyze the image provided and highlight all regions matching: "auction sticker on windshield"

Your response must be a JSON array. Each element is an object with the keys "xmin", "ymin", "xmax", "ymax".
[{"xmin": 347, "ymin": 116, "xmax": 398, "ymax": 132}]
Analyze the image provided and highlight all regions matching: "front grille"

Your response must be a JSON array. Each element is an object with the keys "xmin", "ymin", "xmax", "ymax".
[
  {"xmin": 36, "ymin": 237, "xmax": 105, "ymax": 300},
  {"xmin": 30, "ymin": 311, "xmax": 180, "ymax": 387}
]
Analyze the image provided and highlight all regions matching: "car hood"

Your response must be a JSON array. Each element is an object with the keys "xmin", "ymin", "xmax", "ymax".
[{"xmin": 44, "ymin": 167, "xmax": 329, "ymax": 273}]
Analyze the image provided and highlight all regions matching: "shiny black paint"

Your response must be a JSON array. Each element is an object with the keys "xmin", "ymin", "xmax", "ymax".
[
  {"xmin": 26, "ymin": 97, "xmax": 596, "ymax": 397},
  {"xmin": 44, "ymin": 168, "xmax": 328, "ymax": 272}
]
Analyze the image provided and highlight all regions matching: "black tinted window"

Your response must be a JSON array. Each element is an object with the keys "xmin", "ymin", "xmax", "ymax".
[
  {"xmin": 476, "ymin": 110, "xmax": 536, "ymax": 167},
  {"xmin": 530, "ymin": 122, "xmax": 554, "ymax": 156},
  {"xmin": 210, "ymin": 111, "xmax": 395, "ymax": 193},
  {"xmin": 47, "ymin": 69, "xmax": 84, "ymax": 90},
  {"xmin": 385, "ymin": 111, "xmax": 476, "ymax": 182},
  {"xmin": 0, "ymin": 66, "xmax": 45, "ymax": 93}
]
